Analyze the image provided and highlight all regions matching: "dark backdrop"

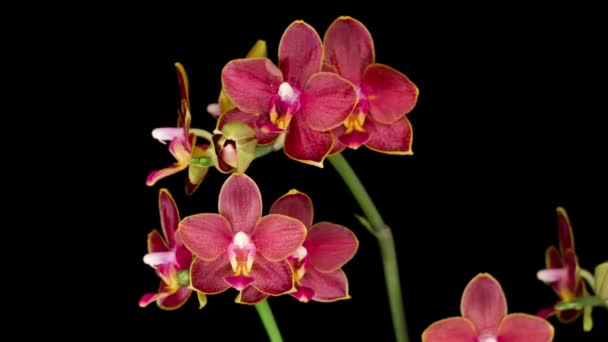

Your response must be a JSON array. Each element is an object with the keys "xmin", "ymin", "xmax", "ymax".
[{"xmin": 129, "ymin": 3, "xmax": 606, "ymax": 341}]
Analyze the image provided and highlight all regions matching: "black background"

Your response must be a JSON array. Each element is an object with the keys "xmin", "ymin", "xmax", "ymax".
[{"xmin": 128, "ymin": 3, "xmax": 607, "ymax": 341}]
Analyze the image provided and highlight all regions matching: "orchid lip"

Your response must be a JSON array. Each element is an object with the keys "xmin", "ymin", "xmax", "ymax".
[
  {"xmin": 278, "ymin": 82, "xmax": 298, "ymax": 103},
  {"xmin": 292, "ymin": 246, "xmax": 308, "ymax": 260},
  {"xmin": 537, "ymin": 267, "xmax": 568, "ymax": 283},
  {"xmin": 478, "ymin": 333, "xmax": 497, "ymax": 342},
  {"xmin": 143, "ymin": 250, "xmax": 176, "ymax": 267},
  {"xmin": 228, "ymin": 232, "xmax": 256, "ymax": 275},
  {"xmin": 152, "ymin": 127, "xmax": 183, "ymax": 144}
]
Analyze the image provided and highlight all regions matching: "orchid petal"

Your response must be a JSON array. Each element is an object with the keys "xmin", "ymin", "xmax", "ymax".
[
  {"xmin": 196, "ymin": 291, "xmax": 208, "ymax": 309},
  {"xmin": 339, "ymin": 128, "xmax": 371, "ymax": 149},
  {"xmin": 175, "ymin": 63, "xmax": 190, "ymax": 110},
  {"xmin": 596, "ymin": 262, "xmax": 608, "ymax": 300},
  {"xmin": 290, "ymin": 286, "xmax": 315, "ymax": 303},
  {"xmin": 421, "ymin": 317, "xmax": 478, "ymax": 342},
  {"xmin": 174, "ymin": 244, "xmax": 192, "ymax": 271},
  {"xmin": 497, "ymin": 313, "xmax": 554, "ymax": 342},
  {"xmin": 460, "ymin": 273, "xmax": 507, "ymax": 334},
  {"xmin": 146, "ymin": 162, "xmax": 188, "ymax": 186},
  {"xmin": 250, "ymin": 257, "xmax": 294, "ymax": 295},
  {"xmin": 323, "ymin": 16, "xmax": 374, "ymax": 85},
  {"xmin": 139, "ymin": 291, "xmax": 170, "ymax": 308},
  {"xmin": 300, "ymin": 268, "xmax": 350, "ymax": 302},
  {"xmin": 225, "ymin": 275, "xmax": 255, "ymax": 291},
  {"xmin": 563, "ymin": 249, "xmax": 578, "ymax": 290},
  {"xmin": 329, "ymin": 128, "xmax": 347, "ymax": 155},
  {"xmin": 366, "ymin": 116, "xmax": 413, "ymax": 154},
  {"xmin": 179, "ymin": 214, "xmax": 233, "ymax": 260},
  {"xmin": 190, "ymin": 256, "xmax": 232, "ymax": 294},
  {"xmin": 556, "ymin": 306, "xmax": 583, "ymax": 323},
  {"xmin": 186, "ymin": 164, "xmax": 208, "ymax": 196},
  {"xmin": 556, "ymin": 207, "xmax": 575, "ymax": 254},
  {"xmin": 152, "ymin": 127, "xmax": 183, "ymax": 144},
  {"xmin": 147, "ymin": 229, "xmax": 168, "ymax": 254},
  {"xmin": 545, "ymin": 245, "xmax": 563, "ymax": 269},
  {"xmin": 159, "ymin": 189, "xmax": 179, "ymax": 247},
  {"xmin": 218, "ymin": 108, "xmax": 279, "ymax": 145},
  {"xmin": 284, "ymin": 115, "xmax": 333, "ymax": 168},
  {"xmin": 246, "ymin": 40, "xmax": 268, "ymax": 58},
  {"xmin": 222, "ymin": 58, "xmax": 283, "ymax": 115},
  {"xmin": 306, "ymin": 222, "xmax": 358, "ymax": 272},
  {"xmin": 269, "ymin": 189, "xmax": 314, "ymax": 228},
  {"xmin": 302, "ymin": 72, "xmax": 357, "ymax": 131},
  {"xmin": 536, "ymin": 306, "xmax": 556, "ymax": 319},
  {"xmin": 362, "ymin": 63, "xmax": 418, "ymax": 124},
  {"xmin": 237, "ymin": 286, "xmax": 269, "ymax": 305},
  {"xmin": 252, "ymin": 214, "xmax": 307, "ymax": 261},
  {"xmin": 219, "ymin": 173, "xmax": 262, "ymax": 234},
  {"xmin": 158, "ymin": 285, "xmax": 191, "ymax": 310},
  {"xmin": 279, "ymin": 21, "xmax": 322, "ymax": 89}
]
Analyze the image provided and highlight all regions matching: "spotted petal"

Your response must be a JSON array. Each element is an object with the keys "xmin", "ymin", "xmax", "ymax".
[
  {"xmin": 190, "ymin": 256, "xmax": 232, "ymax": 294},
  {"xmin": 219, "ymin": 174, "xmax": 262, "ymax": 234},
  {"xmin": 323, "ymin": 16, "xmax": 374, "ymax": 85},
  {"xmin": 250, "ymin": 257, "xmax": 294, "ymax": 295},
  {"xmin": 460, "ymin": 273, "xmax": 507, "ymax": 335},
  {"xmin": 222, "ymin": 58, "xmax": 283, "ymax": 115},
  {"xmin": 302, "ymin": 72, "xmax": 357, "ymax": 131},
  {"xmin": 236, "ymin": 286, "xmax": 269, "ymax": 305},
  {"xmin": 366, "ymin": 116, "xmax": 413, "ymax": 154},
  {"xmin": 270, "ymin": 189, "xmax": 314, "ymax": 228},
  {"xmin": 284, "ymin": 115, "xmax": 333, "ymax": 168},
  {"xmin": 252, "ymin": 214, "xmax": 307, "ymax": 261},
  {"xmin": 179, "ymin": 214, "xmax": 233, "ymax": 260},
  {"xmin": 305, "ymin": 222, "xmax": 358, "ymax": 272},
  {"xmin": 497, "ymin": 313, "xmax": 554, "ymax": 342},
  {"xmin": 300, "ymin": 268, "xmax": 349, "ymax": 302},
  {"xmin": 421, "ymin": 317, "xmax": 478, "ymax": 342},
  {"xmin": 362, "ymin": 63, "xmax": 419, "ymax": 124},
  {"xmin": 279, "ymin": 21, "xmax": 323, "ymax": 89}
]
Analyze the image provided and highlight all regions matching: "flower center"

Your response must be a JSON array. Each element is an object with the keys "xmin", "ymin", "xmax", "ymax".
[
  {"xmin": 220, "ymin": 139, "xmax": 238, "ymax": 168},
  {"xmin": 478, "ymin": 333, "xmax": 497, "ymax": 342},
  {"xmin": 267, "ymin": 82, "xmax": 301, "ymax": 131},
  {"xmin": 228, "ymin": 232, "xmax": 256, "ymax": 276},
  {"xmin": 288, "ymin": 246, "xmax": 310, "ymax": 282}
]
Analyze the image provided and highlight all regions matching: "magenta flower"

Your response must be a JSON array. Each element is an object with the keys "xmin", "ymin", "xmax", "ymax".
[
  {"xmin": 237, "ymin": 190, "xmax": 358, "ymax": 304},
  {"xmin": 178, "ymin": 174, "xmax": 307, "ymax": 297},
  {"xmin": 139, "ymin": 189, "xmax": 194, "ymax": 310},
  {"xmin": 221, "ymin": 20, "xmax": 358, "ymax": 167},
  {"xmin": 146, "ymin": 63, "xmax": 210, "ymax": 194},
  {"xmin": 323, "ymin": 16, "xmax": 418, "ymax": 153},
  {"xmin": 422, "ymin": 273, "xmax": 554, "ymax": 342},
  {"xmin": 536, "ymin": 207, "xmax": 588, "ymax": 322}
]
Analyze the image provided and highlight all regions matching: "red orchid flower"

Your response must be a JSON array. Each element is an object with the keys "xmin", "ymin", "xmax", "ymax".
[
  {"xmin": 237, "ymin": 190, "xmax": 359, "ymax": 304},
  {"xmin": 139, "ymin": 189, "xmax": 195, "ymax": 310},
  {"xmin": 323, "ymin": 16, "xmax": 418, "ymax": 154},
  {"xmin": 146, "ymin": 62, "xmax": 210, "ymax": 194},
  {"xmin": 536, "ymin": 207, "xmax": 588, "ymax": 322},
  {"xmin": 178, "ymin": 174, "xmax": 307, "ymax": 297},
  {"xmin": 422, "ymin": 274, "xmax": 554, "ymax": 342},
  {"xmin": 220, "ymin": 21, "xmax": 358, "ymax": 167}
]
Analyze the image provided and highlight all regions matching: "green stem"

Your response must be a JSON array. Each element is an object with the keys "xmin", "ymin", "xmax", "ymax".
[
  {"xmin": 328, "ymin": 153, "xmax": 409, "ymax": 342},
  {"xmin": 255, "ymin": 300, "xmax": 283, "ymax": 342},
  {"xmin": 580, "ymin": 268, "xmax": 596, "ymax": 293}
]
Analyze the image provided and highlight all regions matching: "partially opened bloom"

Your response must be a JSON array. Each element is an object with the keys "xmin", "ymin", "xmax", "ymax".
[
  {"xmin": 221, "ymin": 20, "xmax": 358, "ymax": 167},
  {"xmin": 323, "ymin": 16, "xmax": 418, "ymax": 153},
  {"xmin": 536, "ymin": 207, "xmax": 588, "ymax": 322},
  {"xmin": 178, "ymin": 174, "xmax": 307, "ymax": 297},
  {"xmin": 238, "ymin": 190, "xmax": 359, "ymax": 304},
  {"xmin": 139, "ymin": 189, "xmax": 194, "ymax": 310},
  {"xmin": 210, "ymin": 122, "xmax": 257, "ymax": 174},
  {"xmin": 146, "ymin": 62, "xmax": 211, "ymax": 194},
  {"xmin": 422, "ymin": 273, "xmax": 554, "ymax": 342}
]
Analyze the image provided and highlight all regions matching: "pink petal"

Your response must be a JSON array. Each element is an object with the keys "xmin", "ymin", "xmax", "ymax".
[
  {"xmin": 151, "ymin": 127, "xmax": 183, "ymax": 144},
  {"xmin": 218, "ymin": 108, "xmax": 279, "ymax": 145},
  {"xmin": 338, "ymin": 128, "xmax": 371, "ymax": 149},
  {"xmin": 279, "ymin": 21, "xmax": 322, "ymax": 89},
  {"xmin": 252, "ymin": 214, "xmax": 307, "ymax": 261},
  {"xmin": 225, "ymin": 275, "xmax": 255, "ymax": 291},
  {"xmin": 269, "ymin": 190, "xmax": 314, "ymax": 228},
  {"xmin": 174, "ymin": 244, "xmax": 192, "ymax": 271},
  {"xmin": 237, "ymin": 286, "xmax": 269, "ymax": 304},
  {"xmin": 139, "ymin": 291, "xmax": 170, "ymax": 308},
  {"xmin": 147, "ymin": 230, "xmax": 168, "ymax": 254},
  {"xmin": 219, "ymin": 174, "xmax": 262, "ymax": 234},
  {"xmin": 300, "ymin": 267, "xmax": 350, "ymax": 302},
  {"xmin": 146, "ymin": 162, "xmax": 188, "ymax": 186},
  {"xmin": 284, "ymin": 115, "xmax": 333, "ymax": 168},
  {"xmin": 545, "ymin": 245, "xmax": 563, "ymax": 269},
  {"xmin": 158, "ymin": 285, "xmax": 192, "ymax": 310},
  {"xmin": 421, "ymin": 317, "xmax": 478, "ymax": 342},
  {"xmin": 305, "ymin": 223, "xmax": 358, "ymax": 272},
  {"xmin": 302, "ymin": 72, "xmax": 357, "ymax": 131},
  {"xmin": 159, "ymin": 189, "xmax": 180, "ymax": 247},
  {"xmin": 190, "ymin": 256, "xmax": 232, "ymax": 294},
  {"xmin": 250, "ymin": 257, "xmax": 294, "ymax": 295},
  {"xmin": 497, "ymin": 313, "xmax": 554, "ymax": 342},
  {"xmin": 563, "ymin": 249, "xmax": 578, "ymax": 290},
  {"xmin": 290, "ymin": 286, "xmax": 315, "ymax": 303},
  {"xmin": 329, "ymin": 128, "xmax": 347, "ymax": 155},
  {"xmin": 365, "ymin": 116, "xmax": 413, "ymax": 154},
  {"xmin": 556, "ymin": 207, "xmax": 575, "ymax": 254},
  {"xmin": 323, "ymin": 16, "xmax": 374, "ymax": 85},
  {"xmin": 221, "ymin": 58, "xmax": 283, "ymax": 115},
  {"xmin": 460, "ymin": 273, "xmax": 507, "ymax": 334},
  {"xmin": 362, "ymin": 63, "xmax": 419, "ymax": 124},
  {"xmin": 178, "ymin": 214, "xmax": 233, "ymax": 260},
  {"xmin": 536, "ymin": 307, "xmax": 556, "ymax": 319}
]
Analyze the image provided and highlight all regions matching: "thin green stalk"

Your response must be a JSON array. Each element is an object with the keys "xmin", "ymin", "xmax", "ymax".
[
  {"xmin": 328, "ymin": 153, "xmax": 409, "ymax": 342},
  {"xmin": 255, "ymin": 300, "xmax": 283, "ymax": 342}
]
